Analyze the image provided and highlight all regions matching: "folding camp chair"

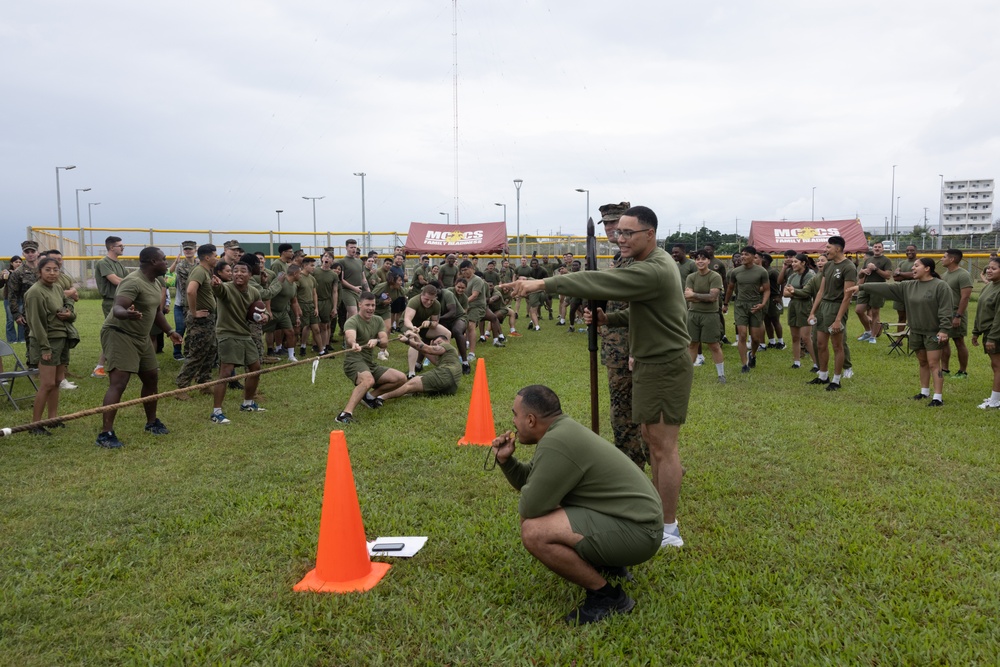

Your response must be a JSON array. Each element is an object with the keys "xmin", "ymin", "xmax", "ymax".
[
  {"xmin": 0, "ymin": 341, "xmax": 39, "ymax": 410},
  {"xmin": 881, "ymin": 324, "xmax": 910, "ymax": 356}
]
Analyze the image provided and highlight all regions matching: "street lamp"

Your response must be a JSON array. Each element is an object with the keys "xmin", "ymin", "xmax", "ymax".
[
  {"xmin": 888, "ymin": 165, "xmax": 897, "ymax": 239},
  {"xmin": 276, "ymin": 210, "xmax": 283, "ymax": 242},
  {"xmin": 575, "ymin": 188, "xmax": 590, "ymax": 225},
  {"xmin": 494, "ymin": 202, "xmax": 506, "ymax": 225},
  {"xmin": 87, "ymin": 202, "xmax": 101, "ymax": 261},
  {"xmin": 439, "ymin": 212, "xmax": 450, "ymax": 225},
  {"xmin": 302, "ymin": 196, "xmax": 325, "ymax": 253},
  {"xmin": 811, "ymin": 186, "xmax": 816, "ymax": 221},
  {"xmin": 514, "ymin": 179, "xmax": 523, "ymax": 255},
  {"xmin": 75, "ymin": 187, "xmax": 91, "ymax": 260},
  {"xmin": 353, "ymin": 172, "xmax": 367, "ymax": 252},
  {"xmin": 55, "ymin": 165, "xmax": 77, "ymax": 252}
]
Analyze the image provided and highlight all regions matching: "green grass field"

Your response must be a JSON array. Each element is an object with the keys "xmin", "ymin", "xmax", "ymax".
[{"xmin": 2, "ymin": 299, "xmax": 999, "ymax": 665}]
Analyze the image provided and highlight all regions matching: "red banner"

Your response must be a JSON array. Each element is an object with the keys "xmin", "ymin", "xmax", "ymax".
[
  {"xmin": 401, "ymin": 221, "xmax": 508, "ymax": 255},
  {"xmin": 747, "ymin": 219, "xmax": 868, "ymax": 253}
]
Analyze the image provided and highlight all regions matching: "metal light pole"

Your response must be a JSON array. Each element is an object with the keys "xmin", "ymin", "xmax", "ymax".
[
  {"xmin": 439, "ymin": 212, "xmax": 450, "ymax": 225},
  {"xmin": 75, "ymin": 187, "xmax": 91, "ymax": 266},
  {"xmin": 888, "ymin": 165, "xmax": 896, "ymax": 239},
  {"xmin": 811, "ymin": 186, "xmax": 816, "ymax": 221},
  {"xmin": 575, "ymin": 188, "xmax": 590, "ymax": 226},
  {"xmin": 514, "ymin": 178, "xmax": 523, "ymax": 255},
  {"xmin": 896, "ymin": 196, "xmax": 901, "ymax": 246},
  {"xmin": 276, "ymin": 210, "xmax": 283, "ymax": 242},
  {"xmin": 353, "ymin": 172, "xmax": 367, "ymax": 252},
  {"xmin": 55, "ymin": 165, "xmax": 76, "ymax": 251},
  {"xmin": 88, "ymin": 202, "xmax": 100, "ymax": 268},
  {"xmin": 302, "ymin": 196, "xmax": 325, "ymax": 253}
]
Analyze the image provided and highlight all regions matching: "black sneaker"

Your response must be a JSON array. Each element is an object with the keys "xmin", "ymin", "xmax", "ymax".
[
  {"xmin": 741, "ymin": 365, "xmax": 750, "ymax": 373},
  {"xmin": 335, "ymin": 411, "xmax": 354, "ymax": 424},
  {"xmin": 912, "ymin": 393, "xmax": 928, "ymax": 400},
  {"xmin": 462, "ymin": 364, "xmax": 471, "ymax": 375},
  {"xmin": 775, "ymin": 342, "xmax": 786, "ymax": 350},
  {"xmin": 721, "ymin": 335, "xmax": 731, "ymax": 345},
  {"xmin": 810, "ymin": 365, "xmax": 819, "ymax": 373},
  {"xmin": 29, "ymin": 426, "xmax": 52, "ymax": 437},
  {"xmin": 791, "ymin": 363, "xmax": 801, "ymax": 369},
  {"xmin": 808, "ymin": 377, "xmax": 829, "ymax": 385},
  {"xmin": 228, "ymin": 380, "xmax": 244, "ymax": 390},
  {"xmin": 564, "ymin": 586, "xmax": 636, "ymax": 625},
  {"xmin": 748, "ymin": 354, "xmax": 756, "ymax": 368},
  {"xmin": 927, "ymin": 399, "xmax": 944, "ymax": 407},
  {"xmin": 362, "ymin": 395, "xmax": 384, "ymax": 410},
  {"xmin": 825, "ymin": 382, "xmax": 841, "ymax": 391},
  {"xmin": 144, "ymin": 418, "xmax": 169, "ymax": 435},
  {"xmin": 548, "ymin": 312, "xmax": 553, "ymax": 320},
  {"xmin": 596, "ymin": 565, "xmax": 635, "ymax": 583},
  {"xmin": 96, "ymin": 430, "xmax": 124, "ymax": 449}
]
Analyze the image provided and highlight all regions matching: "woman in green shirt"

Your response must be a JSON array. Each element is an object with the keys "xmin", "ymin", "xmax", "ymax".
[
  {"xmin": 972, "ymin": 257, "xmax": 1000, "ymax": 409},
  {"xmin": 25, "ymin": 257, "xmax": 76, "ymax": 435},
  {"xmin": 782, "ymin": 253, "xmax": 816, "ymax": 369}
]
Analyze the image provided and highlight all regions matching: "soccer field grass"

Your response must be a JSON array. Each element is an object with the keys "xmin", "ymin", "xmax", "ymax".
[{"xmin": 2, "ymin": 300, "xmax": 999, "ymax": 665}]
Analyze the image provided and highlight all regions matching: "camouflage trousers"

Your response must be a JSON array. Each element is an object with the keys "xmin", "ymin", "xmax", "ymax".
[
  {"xmin": 250, "ymin": 321, "xmax": 265, "ymax": 361},
  {"xmin": 176, "ymin": 313, "xmax": 217, "ymax": 387},
  {"xmin": 607, "ymin": 365, "xmax": 648, "ymax": 469}
]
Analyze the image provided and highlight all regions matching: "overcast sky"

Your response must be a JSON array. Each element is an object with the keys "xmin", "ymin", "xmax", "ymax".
[{"xmin": 3, "ymin": 0, "xmax": 999, "ymax": 251}]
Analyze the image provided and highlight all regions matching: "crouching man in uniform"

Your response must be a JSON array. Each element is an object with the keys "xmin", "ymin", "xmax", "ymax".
[{"xmin": 490, "ymin": 385, "xmax": 663, "ymax": 625}]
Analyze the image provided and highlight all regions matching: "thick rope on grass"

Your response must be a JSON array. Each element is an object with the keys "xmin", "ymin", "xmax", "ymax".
[{"xmin": 1, "ymin": 339, "xmax": 409, "ymax": 438}]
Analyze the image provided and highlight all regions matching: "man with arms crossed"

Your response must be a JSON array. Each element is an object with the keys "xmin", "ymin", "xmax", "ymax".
[
  {"xmin": 940, "ymin": 248, "xmax": 974, "ymax": 379},
  {"xmin": 490, "ymin": 385, "xmax": 662, "ymax": 625},
  {"xmin": 503, "ymin": 206, "xmax": 691, "ymax": 549},
  {"xmin": 808, "ymin": 236, "xmax": 857, "ymax": 392}
]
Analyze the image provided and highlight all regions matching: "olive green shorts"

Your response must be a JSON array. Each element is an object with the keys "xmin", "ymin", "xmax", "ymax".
[
  {"xmin": 218, "ymin": 337, "xmax": 259, "ymax": 367},
  {"xmin": 343, "ymin": 356, "xmax": 389, "ymax": 384},
  {"xmin": 565, "ymin": 506, "xmax": 661, "ymax": 567},
  {"xmin": 892, "ymin": 300, "xmax": 906, "ymax": 312},
  {"xmin": 909, "ymin": 331, "xmax": 944, "ymax": 352},
  {"xmin": 37, "ymin": 337, "xmax": 71, "ymax": 367},
  {"xmin": 340, "ymin": 290, "xmax": 359, "ymax": 308},
  {"xmin": 687, "ymin": 310, "xmax": 721, "ymax": 344},
  {"xmin": 982, "ymin": 338, "xmax": 1000, "ymax": 355},
  {"xmin": 419, "ymin": 366, "xmax": 459, "ymax": 395},
  {"xmin": 816, "ymin": 300, "xmax": 846, "ymax": 332},
  {"xmin": 631, "ymin": 349, "xmax": 693, "ymax": 425},
  {"xmin": 948, "ymin": 314, "xmax": 968, "ymax": 339},
  {"xmin": 786, "ymin": 300, "xmax": 812, "ymax": 328},
  {"xmin": 857, "ymin": 291, "xmax": 886, "ymax": 308},
  {"xmin": 765, "ymin": 299, "xmax": 783, "ymax": 320},
  {"xmin": 733, "ymin": 301, "xmax": 763, "ymax": 328},
  {"xmin": 317, "ymin": 299, "xmax": 333, "ymax": 325},
  {"xmin": 264, "ymin": 309, "xmax": 292, "ymax": 332},
  {"xmin": 101, "ymin": 328, "xmax": 158, "ymax": 374},
  {"xmin": 528, "ymin": 292, "xmax": 546, "ymax": 309},
  {"xmin": 466, "ymin": 306, "xmax": 486, "ymax": 323}
]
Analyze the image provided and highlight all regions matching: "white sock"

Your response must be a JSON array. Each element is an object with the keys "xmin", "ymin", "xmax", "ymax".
[
  {"xmin": 769, "ymin": 338, "xmax": 776, "ymax": 344},
  {"xmin": 777, "ymin": 338, "xmax": 784, "ymax": 344},
  {"xmin": 242, "ymin": 399, "xmax": 253, "ymax": 406},
  {"xmin": 832, "ymin": 374, "xmax": 841, "ymax": 384},
  {"xmin": 933, "ymin": 393, "xmax": 943, "ymax": 401},
  {"xmin": 793, "ymin": 360, "xmax": 801, "ymax": 367},
  {"xmin": 365, "ymin": 392, "xmax": 375, "ymax": 401},
  {"xmin": 992, "ymin": 391, "xmax": 1000, "ymax": 402},
  {"xmin": 663, "ymin": 521, "xmax": 678, "ymax": 533},
  {"xmin": 213, "ymin": 407, "xmax": 222, "ymax": 415},
  {"xmin": 716, "ymin": 363, "xmax": 725, "ymax": 377},
  {"xmin": 920, "ymin": 388, "xmax": 930, "ymax": 396},
  {"xmin": 819, "ymin": 371, "xmax": 829, "ymax": 380}
]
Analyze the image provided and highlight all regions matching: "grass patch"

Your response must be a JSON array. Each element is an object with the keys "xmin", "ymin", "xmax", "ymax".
[{"xmin": 2, "ymin": 302, "xmax": 999, "ymax": 664}]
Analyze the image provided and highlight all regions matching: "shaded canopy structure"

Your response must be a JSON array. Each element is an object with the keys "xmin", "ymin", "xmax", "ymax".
[
  {"xmin": 747, "ymin": 219, "xmax": 869, "ymax": 253},
  {"xmin": 401, "ymin": 221, "xmax": 508, "ymax": 255}
]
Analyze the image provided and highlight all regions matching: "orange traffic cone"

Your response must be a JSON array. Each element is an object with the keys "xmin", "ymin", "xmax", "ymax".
[
  {"xmin": 457, "ymin": 357, "xmax": 496, "ymax": 446},
  {"xmin": 294, "ymin": 431, "xmax": 390, "ymax": 593}
]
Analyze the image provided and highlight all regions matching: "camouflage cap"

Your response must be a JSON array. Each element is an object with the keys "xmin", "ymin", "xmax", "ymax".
[
  {"xmin": 223, "ymin": 239, "xmax": 242, "ymax": 250},
  {"xmin": 598, "ymin": 202, "xmax": 631, "ymax": 224},
  {"xmin": 181, "ymin": 240, "xmax": 198, "ymax": 249},
  {"xmin": 21, "ymin": 240, "xmax": 39, "ymax": 252}
]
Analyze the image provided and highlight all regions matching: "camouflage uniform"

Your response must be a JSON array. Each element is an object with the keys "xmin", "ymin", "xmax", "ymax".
[
  {"xmin": 8, "ymin": 261, "xmax": 40, "ymax": 364},
  {"xmin": 176, "ymin": 313, "xmax": 217, "ymax": 387},
  {"xmin": 600, "ymin": 253, "xmax": 648, "ymax": 469}
]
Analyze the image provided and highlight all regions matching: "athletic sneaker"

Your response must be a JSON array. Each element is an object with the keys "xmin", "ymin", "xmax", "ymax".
[
  {"xmin": 730, "ymin": 340, "xmax": 739, "ymax": 347},
  {"xmin": 927, "ymin": 399, "xmax": 944, "ymax": 407},
  {"xmin": 239, "ymin": 402, "xmax": 267, "ymax": 412},
  {"xmin": 977, "ymin": 398, "xmax": 1000, "ymax": 409},
  {"xmin": 774, "ymin": 342, "xmax": 786, "ymax": 350},
  {"xmin": 423, "ymin": 358, "xmax": 431, "ymax": 367},
  {"xmin": 143, "ymin": 418, "xmax": 169, "ymax": 435},
  {"xmin": 741, "ymin": 365, "xmax": 750, "ymax": 373},
  {"xmin": 661, "ymin": 524, "xmax": 684, "ymax": 548},
  {"xmin": 558, "ymin": 318, "xmax": 566, "ymax": 325},
  {"xmin": 29, "ymin": 426, "xmax": 52, "ymax": 437},
  {"xmin": 335, "ymin": 411, "xmax": 354, "ymax": 424},
  {"xmin": 857, "ymin": 332, "xmax": 872, "ymax": 341},
  {"xmin": 693, "ymin": 354, "xmax": 705, "ymax": 366},
  {"xmin": 362, "ymin": 395, "xmax": 384, "ymax": 410},
  {"xmin": 807, "ymin": 377, "xmax": 829, "ymax": 385},
  {"xmin": 721, "ymin": 335, "xmax": 731, "ymax": 345},
  {"xmin": 825, "ymin": 382, "xmax": 841, "ymax": 391},
  {"xmin": 479, "ymin": 335, "xmax": 488, "ymax": 342},
  {"xmin": 810, "ymin": 365, "xmax": 820, "ymax": 373},
  {"xmin": 748, "ymin": 354, "xmax": 756, "ymax": 368},
  {"xmin": 407, "ymin": 372, "xmax": 416, "ymax": 380},
  {"xmin": 952, "ymin": 371, "xmax": 968, "ymax": 380},
  {"xmin": 462, "ymin": 364, "xmax": 471, "ymax": 375},
  {"xmin": 91, "ymin": 367, "xmax": 107, "ymax": 378},
  {"xmin": 493, "ymin": 339, "xmax": 504, "ymax": 347},
  {"xmin": 791, "ymin": 363, "xmax": 801, "ymax": 369},
  {"xmin": 718, "ymin": 375, "xmax": 726, "ymax": 384},
  {"xmin": 59, "ymin": 379, "xmax": 78, "ymax": 390},
  {"xmin": 868, "ymin": 337, "xmax": 877, "ymax": 345},
  {"xmin": 210, "ymin": 412, "xmax": 231, "ymax": 424},
  {"xmin": 534, "ymin": 325, "xmax": 541, "ymax": 331},
  {"xmin": 96, "ymin": 430, "xmax": 124, "ymax": 448},
  {"xmin": 912, "ymin": 393, "xmax": 929, "ymax": 400},
  {"xmin": 564, "ymin": 587, "xmax": 635, "ymax": 626},
  {"xmin": 228, "ymin": 380, "xmax": 244, "ymax": 390},
  {"xmin": 843, "ymin": 368, "xmax": 854, "ymax": 379}
]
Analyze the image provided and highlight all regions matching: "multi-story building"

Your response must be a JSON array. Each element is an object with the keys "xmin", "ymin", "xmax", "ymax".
[{"xmin": 942, "ymin": 179, "xmax": 994, "ymax": 235}]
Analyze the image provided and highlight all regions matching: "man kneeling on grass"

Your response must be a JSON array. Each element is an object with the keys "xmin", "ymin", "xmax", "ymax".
[
  {"xmin": 375, "ymin": 330, "xmax": 462, "ymax": 402},
  {"xmin": 490, "ymin": 385, "xmax": 663, "ymax": 625}
]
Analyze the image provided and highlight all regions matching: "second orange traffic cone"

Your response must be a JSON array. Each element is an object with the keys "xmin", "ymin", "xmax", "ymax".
[
  {"xmin": 294, "ymin": 430, "xmax": 390, "ymax": 593},
  {"xmin": 457, "ymin": 357, "xmax": 496, "ymax": 446}
]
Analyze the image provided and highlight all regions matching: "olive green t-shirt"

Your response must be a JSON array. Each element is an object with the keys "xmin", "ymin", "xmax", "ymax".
[
  {"xmin": 466, "ymin": 275, "xmax": 488, "ymax": 310},
  {"xmin": 675, "ymin": 258, "xmax": 697, "ymax": 283},
  {"xmin": 314, "ymin": 267, "xmax": 337, "ymax": 302},
  {"xmin": 213, "ymin": 282, "xmax": 261, "ymax": 340},
  {"xmin": 728, "ymin": 265, "xmax": 769, "ymax": 303},
  {"xmin": 270, "ymin": 258, "xmax": 289, "ymax": 274},
  {"xmin": 101, "ymin": 270, "xmax": 165, "ymax": 339},
  {"xmin": 440, "ymin": 287, "xmax": 466, "ymax": 320},
  {"xmin": 861, "ymin": 254, "xmax": 893, "ymax": 284},
  {"xmin": 942, "ymin": 267, "xmax": 973, "ymax": 312},
  {"xmin": 269, "ymin": 279, "xmax": 296, "ymax": 314},
  {"xmin": 860, "ymin": 280, "xmax": 953, "ymax": 335},
  {"xmin": 344, "ymin": 313, "xmax": 384, "ymax": 366},
  {"xmin": 296, "ymin": 273, "xmax": 317, "ymax": 305},
  {"xmin": 406, "ymin": 294, "xmax": 441, "ymax": 326},
  {"xmin": 95, "ymin": 256, "xmax": 126, "ymax": 300},
  {"xmin": 438, "ymin": 263, "xmax": 459, "ymax": 288},
  {"xmin": 25, "ymin": 280, "xmax": 72, "ymax": 351},
  {"xmin": 821, "ymin": 258, "xmax": 858, "ymax": 303},
  {"xmin": 685, "ymin": 270, "xmax": 724, "ymax": 313},
  {"xmin": 339, "ymin": 256, "xmax": 365, "ymax": 291},
  {"xmin": 187, "ymin": 264, "xmax": 216, "ymax": 312}
]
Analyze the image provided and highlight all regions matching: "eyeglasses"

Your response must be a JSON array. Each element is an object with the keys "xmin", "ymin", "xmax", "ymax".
[{"xmin": 611, "ymin": 227, "xmax": 651, "ymax": 240}]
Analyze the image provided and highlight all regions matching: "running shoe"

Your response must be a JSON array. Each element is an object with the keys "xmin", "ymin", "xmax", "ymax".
[
  {"xmin": 96, "ymin": 430, "xmax": 124, "ymax": 448},
  {"xmin": 239, "ymin": 402, "xmax": 267, "ymax": 412},
  {"xmin": 335, "ymin": 411, "xmax": 354, "ymax": 424},
  {"xmin": 210, "ymin": 412, "xmax": 231, "ymax": 424},
  {"xmin": 143, "ymin": 418, "xmax": 169, "ymax": 435},
  {"xmin": 564, "ymin": 587, "xmax": 635, "ymax": 626},
  {"xmin": 927, "ymin": 399, "xmax": 944, "ymax": 407},
  {"xmin": 977, "ymin": 398, "xmax": 1000, "ymax": 409}
]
